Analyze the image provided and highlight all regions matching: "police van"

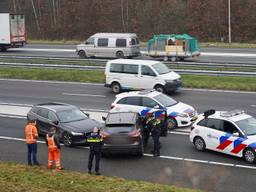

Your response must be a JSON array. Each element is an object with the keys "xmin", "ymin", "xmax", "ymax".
[
  {"xmin": 76, "ymin": 33, "xmax": 140, "ymax": 59},
  {"xmin": 104, "ymin": 59, "xmax": 182, "ymax": 93}
]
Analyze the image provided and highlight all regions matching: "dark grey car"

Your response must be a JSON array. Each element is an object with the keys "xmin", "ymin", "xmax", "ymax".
[
  {"xmin": 101, "ymin": 112, "xmax": 144, "ymax": 156},
  {"xmin": 27, "ymin": 102, "xmax": 101, "ymax": 147}
]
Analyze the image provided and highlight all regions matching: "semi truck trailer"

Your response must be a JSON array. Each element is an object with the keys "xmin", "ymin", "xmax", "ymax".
[{"xmin": 0, "ymin": 13, "xmax": 26, "ymax": 51}]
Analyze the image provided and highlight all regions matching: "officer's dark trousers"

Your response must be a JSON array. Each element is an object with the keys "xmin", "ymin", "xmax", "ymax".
[
  {"xmin": 27, "ymin": 143, "xmax": 38, "ymax": 165},
  {"xmin": 88, "ymin": 148, "xmax": 101, "ymax": 172},
  {"xmin": 152, "ymin": 134, "xmax": 160, "ymax": 156}
]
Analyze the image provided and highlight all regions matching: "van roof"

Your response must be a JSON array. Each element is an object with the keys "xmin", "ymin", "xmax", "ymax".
[
  {"xmin": 91, "ymin": 33, "xmax": 137, "ymax": 38},
  {"xmin": 108, "ymin": 59, "xmax": 161, "ymax": 65}
]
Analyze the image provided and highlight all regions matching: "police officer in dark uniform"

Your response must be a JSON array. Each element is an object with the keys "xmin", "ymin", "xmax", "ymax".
[
  {"xmin": 151, "ymin": 117, "xmax": 162, "ymax": 157},
  {"xmin": 86, "ymin": 127, "xmax": 103, "ymax": 175},
  {"xmin": 142, "ymin": 113, "xmax": 154, "ymax": 147}
]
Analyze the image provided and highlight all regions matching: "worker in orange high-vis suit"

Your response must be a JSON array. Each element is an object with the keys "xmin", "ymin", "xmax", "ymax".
[
  {"xmin": 25, "ymin": 119, "xmax": 39, "ymax": 166},
  {"xmin": 45, "ymin": 127, "xmax": 61, "ymax": 171}
]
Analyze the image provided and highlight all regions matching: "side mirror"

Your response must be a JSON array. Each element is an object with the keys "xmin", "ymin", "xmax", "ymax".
[
  {"xmin": 102, "ymin": 116, "xmax": 106, "ymax": 121},
  {"xmin": 52, "ymin": 120, "xmax": 59, "ymax": 125},
  {"xmin": 232, "ymin": 132, "xmax": 239, "ymax": 137}
]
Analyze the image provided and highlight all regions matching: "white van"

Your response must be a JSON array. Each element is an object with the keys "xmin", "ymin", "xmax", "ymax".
[
  {"xmin": 105, "ymin": 59, "xmax": 182, "ymax": 93},
  {"xmin": 76, "ymin": 33, "xmax": 140, "ymax": 59}
]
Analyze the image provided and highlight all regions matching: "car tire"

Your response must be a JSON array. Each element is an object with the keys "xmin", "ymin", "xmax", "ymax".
[
  {"xmin": 193, "ymin": 136, "xmax": 206, "ymax": 151},
  {"xmin": 78, "ymin": 50, "xmax": 87, "ymax": 59},
  {"xmin": 111, "ymin": 82, "xmax": 121, "ymax": 93},
  {"xmin": 116, "ymin": 51, "xmax": 124, "ymax": 59},
  {"xmin": 243, "ymin": 148, "xmax": 256, "ymax": 163},
  {"xmin": 154, "ymin": 84, "xmax": 165, "ymax": 93},
  {"xmin": 62, "ymin": 132, "xmax": 73, "ymax": 147},
  {"xmin": 166, "ymin": 117, "xmax": 177, "ymax": 130}
]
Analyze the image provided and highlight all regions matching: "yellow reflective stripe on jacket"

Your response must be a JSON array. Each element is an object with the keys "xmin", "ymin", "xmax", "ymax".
[
  {"xmin": 153, "ymin": 119, "xmax": 161, "ymax": 125},
  {"xmin": 87, "ymin": 138, "xmax": 103, "ymax": 143}
]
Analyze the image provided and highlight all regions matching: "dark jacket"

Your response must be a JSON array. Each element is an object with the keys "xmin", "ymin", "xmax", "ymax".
[
  {"xmin": 87, "ymin": 131, "xmax": 103, "ymax": 150},
  {"xmin": 45, "ymin": 133, "xmax": 61, "ymax": 149}
]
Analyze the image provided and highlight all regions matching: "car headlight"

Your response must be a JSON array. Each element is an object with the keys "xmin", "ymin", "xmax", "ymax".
[
  {"xmin": 165, "ymin": 80, "xmax": 174, "ymax": 83},
  {"xmin": 71, "ymin": 131, "xmax": 84, "ymax": 136},
  {"xmin": 177, "ymin": 113, "xmax": 189, "ymax": 118}
]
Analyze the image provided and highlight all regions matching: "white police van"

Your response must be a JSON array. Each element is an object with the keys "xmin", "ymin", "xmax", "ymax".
[
  {"xmin": 105, "ymin": 59, "xmax": 182, "ymax": 93},
  {"xmin": 190, "ymin": 109, "xmax": 256, "ymax": 163}
]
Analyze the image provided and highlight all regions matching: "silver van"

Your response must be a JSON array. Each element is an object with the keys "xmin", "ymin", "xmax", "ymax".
[{"xmin": 76, "ymin": 33, "xmax": 140, "ymax": 59}]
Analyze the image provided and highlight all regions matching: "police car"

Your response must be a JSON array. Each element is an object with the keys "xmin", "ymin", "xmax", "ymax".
[
  {"xmin": 109, "ymin": 90, "xmax": 197, "ymax": 130},
  {"xmin": 190, "ymin": 109, "xmax": 256, "ymax": 163}
]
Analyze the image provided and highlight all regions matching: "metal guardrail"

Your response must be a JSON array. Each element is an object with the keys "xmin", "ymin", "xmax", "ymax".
[{"xmin": 0, "ymin": 61, "xmax": 255, "ymax": 77}]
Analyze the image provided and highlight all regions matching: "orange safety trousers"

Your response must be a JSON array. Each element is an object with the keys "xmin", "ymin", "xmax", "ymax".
[{"xmin": 48, "ymin": 148, "xmax": 61, "ymax": 171}]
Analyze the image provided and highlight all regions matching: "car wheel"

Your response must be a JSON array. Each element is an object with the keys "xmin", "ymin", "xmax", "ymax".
[
  {"xmin": 163, "ymin": 56, "xmax": 169, "ymax": 61},
  {"xmin": 171, "ymin": 57, "xmax": 176, "ymax": 62},
  {"xmin": 111, "ymin": 82, "xmax": 121, "ymax": 93},
  {"xmin": 154, "ymin": 84, "xmax": 165, "ymax": 93},
  {"xmin": 116, "ymin": 51, "xmax": 124, "ymax": 58},
  {"xmin": 166, "ymin": 117, "xmax": 177, "ymax": 130},
  {"xmin": 193, "ymin": 136, "xmax": 206, "ymax": 151},
  {"xmin": 78, "ymin": 50, "xmax": 87, "ymax": 58},
  {"xmin": 62, "ymin": 132, "xmax": 73, "ymax": 147},
  {"xmin": 243, "ymin": 148, "xmax": 256, "ymax": 163}
]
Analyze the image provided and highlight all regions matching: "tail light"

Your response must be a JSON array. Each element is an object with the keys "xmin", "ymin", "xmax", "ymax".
[
  {"xmin": 128, "ymin": 130, "xmax": 141, "ymax": 138},
  {"xmin": 101, "ymin": 131, "xmax": 110, "ymax": 139},
  {"xmin": 110, "ymin": 105, "xmax": 115, "ymax": 110}
]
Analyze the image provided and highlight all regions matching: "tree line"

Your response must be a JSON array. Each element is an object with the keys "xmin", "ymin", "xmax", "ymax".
[{"xmin": 2, "ymin": 0, "xmax": 256, "ymax": 42}]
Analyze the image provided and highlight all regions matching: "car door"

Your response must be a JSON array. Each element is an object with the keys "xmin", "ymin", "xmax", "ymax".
[
  {"xmin": 47, "ymin": 110, "xmax": 60, "ymax": 134},
  {"xmin": 84, "ymin": 37, "xmax": 96, "ymax": 57},
  {"xmin": 119, "ymin": 64, "xmax": 140, "ymax": 89},
  {"xmin": 115, "ymin": 96, "xmax": 143, "ymax": 113},
  {"xmin": 96, "ymin": 38, "xmax": 109, "ymax": 57},
  {"xmin": 140, "ymin": 65, "xmax": 158, "ymax": 89},
  {"xmin": 36, "ymin": 108, "xmax": 50, "ymax": 134}
]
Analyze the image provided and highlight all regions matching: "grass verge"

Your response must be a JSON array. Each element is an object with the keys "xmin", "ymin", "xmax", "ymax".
[
  {"xmin": 0, "ymin": 67, "xmax": 255, "ymax": 91},
  {"xmin": 0, "ymin": 162, "xmax": 201, "ymax": 192}
]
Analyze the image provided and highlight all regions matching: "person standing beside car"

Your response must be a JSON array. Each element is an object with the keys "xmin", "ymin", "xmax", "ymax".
[
  {"xmin": 45, "ymin": 127, "xmax": 62, "ymax": 172},
  {"xmin": 142, "ymin": 113, "xmax": 154, "ymax": 147},
  {"xmin": 87, "ymin": 127, "xmax": 103, "ymax": 175},
  {"xmin": 25, "ymin": 119, "xmax": 39, "ymax": 166},
  {"xmin": 151, "ymin": 117, "xmax": 162, "ymax": 157}
]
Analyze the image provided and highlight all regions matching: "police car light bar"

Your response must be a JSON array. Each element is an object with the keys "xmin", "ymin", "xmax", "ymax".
[
  {"xmin": 203, "ymin": 109, "xmax": 215, "ymax": 119},
  {"xmin": 220, "ymin": 109, "xmax": 245, "ymax": 117}
]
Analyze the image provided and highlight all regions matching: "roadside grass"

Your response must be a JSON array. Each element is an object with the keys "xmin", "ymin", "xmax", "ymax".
[
  {"xmin": 0, "ymin": 162, "xmax": 201, "ymax": 192},
  {"xmin": 27, "ymin": 39, "xmax": 256, "ymax": 49},
  {"xmin": 0, "ymin": 67, "xmax": 255, "ymax": 91}
]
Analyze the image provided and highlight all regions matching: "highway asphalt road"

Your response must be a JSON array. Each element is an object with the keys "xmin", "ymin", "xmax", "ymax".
[
  {"xmin": 1, "ymin": 44, "xmax": 256, "ymax": 64},
  {"xmin": 1, "ymin": 116, "xmax": 256, "ymax": 192},
  {"xmin": 0, "ymin": 79, "xmax": 255, "ymax": 116}
]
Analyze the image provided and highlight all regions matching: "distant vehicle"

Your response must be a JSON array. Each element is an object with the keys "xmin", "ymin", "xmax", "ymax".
[
  {"xmin": 105, "ymin": 59, "xmax": 182, "ymax": 93},
  {"xmin": 76, "ymin": 33, "xmax": 140, "ymax": 59},
  {"xmin": 27, "ymin": 102, "xmax": 101, "ymax": 147},
  {"xmin": 110, "ymin": 90, "xmax": 197, "ymax": 130},
  {"xmin": 0, "ymin": 13, "xmax": 26, "ymax": 51},
  {"xmin": 190, "ymin": 109, "xmax": 256, "ymax": 163},
  {"xmin": 101, "ymin": 112, "xmax": 145, "ymax": 156},
  {"xmin": 146, "ymin": 34, "xmax": 200, "ymax": 61}
]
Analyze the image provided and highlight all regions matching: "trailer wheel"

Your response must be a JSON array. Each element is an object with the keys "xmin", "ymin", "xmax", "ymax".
[{"xmin": 171, "ymin": 57, "xmax": 176, "ymax": 62}]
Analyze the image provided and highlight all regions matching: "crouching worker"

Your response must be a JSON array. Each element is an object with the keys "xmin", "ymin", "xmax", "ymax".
[
  {"xmin": 87, "ymin": 127, "xmax": 103, "ymax": 175},
  {"xmin": 45, "ymin": 127, "xmax": 61, "ymax": 171}
]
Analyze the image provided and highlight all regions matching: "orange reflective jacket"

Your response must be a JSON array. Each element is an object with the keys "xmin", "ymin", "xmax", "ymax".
[
  {"xmin": 25, "ymin": 124, "xmax": 38, "ymax": 144},
  {"xmin": 47, "ymin": 135, "xmax": 57, "ymax": 150}
]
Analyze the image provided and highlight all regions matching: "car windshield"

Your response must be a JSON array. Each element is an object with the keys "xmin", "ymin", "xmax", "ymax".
[
  {"xmin": 153, "ymin": 93, "xmax": 178, "ymax": 107},
  {"xmin": 152, "ymin": 62, "xmax": 170, "ymax": 75},
  {"xmin": 57, "ymin": 109, "xmax": 88, "ymax": 123},
  {"xmin": 236, "ymin": 117, "xmax": 256, "ymax": 136}
]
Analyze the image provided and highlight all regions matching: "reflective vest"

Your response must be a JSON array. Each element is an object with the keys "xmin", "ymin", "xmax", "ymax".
[
  {"xmin": 87, "ymin": 137, "xmax": 103, "ymax": 143},
  {"xmin": 47, "ymin": 135, "xmax": 57, "ymax": 150},
  {"xmin": 152, "ymin": 118, "xmax": 161, "ymax": 126},
  {"xmin": 25, "ymin": 124, "xmax": 38, "ymax": 144}
]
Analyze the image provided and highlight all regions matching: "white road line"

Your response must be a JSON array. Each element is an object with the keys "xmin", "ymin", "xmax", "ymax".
[
  {"xmin": 62, "ymin": 92, "xmax": 106, "ymax": 98},
  {"xmin": 168, "ymin": 131, "xmax": 190, "ymax": 135},
  {"xmin": 1, "ymin": 135, "xmax": 256, "ymax": 170},
  {"xmin": 10, "ymin": 48, "xmax": 75, "ymax": 52},
  {"xmin": 201, "ymin": 52, "xmax": 256, "ymax": 57},
  {"xmin": 251, "ymin": 105, "xmax": 256, "ymax": 108},
  {"xmin": 182, "ymin": 88, "xmax": 256, "ymax": 95}
]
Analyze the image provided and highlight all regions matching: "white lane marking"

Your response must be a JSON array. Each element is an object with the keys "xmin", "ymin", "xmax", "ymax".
[
  {"xmin": 1, "ymin": 135, "xmax": 256, "ymax": 170},
  {"xmin": 10, "ymin": 48, "xmax": 75, "ymax": 52},
  {"xmin": 201, "ymin": 52, "xmax": 256, "ymax": 57},
  {"xmin": 169, "ymin": 131, "xmax": 190, "ymax": 135},
  {"xmin": 0, "ymin": 78, "xmax": 255, "ymax": 95},
  {"xmin": 0, "ymin": 114, "xmax": 26, "ymax": 119},
  {"xmin": 251, "ymin": 105, "xmax": 256, "ymax": 108},
  {"xmin": 62, "ymin": 92, "xmax": 106, "ymax": 98}
]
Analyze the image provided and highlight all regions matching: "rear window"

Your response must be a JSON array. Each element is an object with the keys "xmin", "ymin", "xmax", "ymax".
[
  {"xmin": 110, "ymin": 64, "xmax": 123, "ymax": 73},
  {"xmin": 125, "ymin": 97, "xmax": 141, "ymax": 106},
  {"xmin": 116, "ymin": 39, "xmax": 127, "ymax": 47},
  {"xmin": 131, "ymin": 38, "xmax": 136, "ymax": 45},
  {"xmin": 98, "ymin": 38, "xmax": 108, "ymax": 47},
  {"xmin": 37, "ymin": 108, "xmax": 49, "ymax": 119},
  {"xmin": 123, "ymin": 64, "xmax": 138, "ymax": 74}
]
